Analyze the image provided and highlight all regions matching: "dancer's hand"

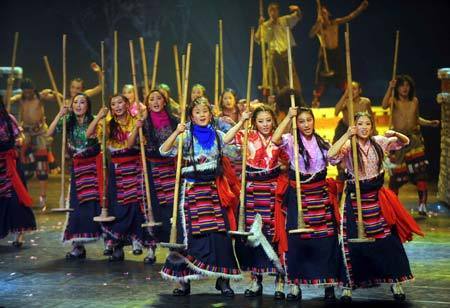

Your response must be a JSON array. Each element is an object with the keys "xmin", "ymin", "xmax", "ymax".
[
  {"xmin": 97, "ymin": 107, "xmax": 109, "ymax": 119},
  {"xmin": 136, "ymin": 119, "xmax": 144, "ymax": 128},
  {"xmin": 91, "ymin": 62, "xmax": 101, "ymax": 73},
  {"xmin": 384, "ymin": 130, "xmax": 396, "ymax": 138},
  {"xmin": 288, "ymin": 106, "xmax": 298, "ymax": 118},
  {"xmin": 347, "ymin": 125, "xmax": 357, "ymax": 138},
  {"xmin": 389, "ymin": 79, "xmax": 397, "ymax": 89},
  {"xmin": 289, "ymin": 5, "xmax": 300, "ymax": 12},
  {"xmin": 58, "ymin": 105, "xmax": 69, "ymax": 117},
  {"xmin": 362, "ymin": 0, "xmax": 369, "ymax": 9},
  {"xmin": 241, "ymin": 110, "xmax": 252, "ymax": 121},
  {"xmin": 259, "ymin": 16, "xmax": 265, "ymax": 25},
  {"xmin": 430, "ymin": 120, "xmax": 440, "ymax": 127},
  {"xmin": 175, "ymin": 123, "xmax": 186, "ymax": 134}
]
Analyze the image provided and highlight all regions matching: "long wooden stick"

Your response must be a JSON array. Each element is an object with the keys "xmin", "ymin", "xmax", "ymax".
[
  {"xmin": 94, "ymin": 41, "xmax": 115, "ymax": 222},
  {"xmin": 173, "ymin": 45, "xmax": 182, "ymax": 104},
  {"xmin": 388, "ymin": 31, "xmax": 400, "ymax": 128},
  {"xmin": 229, "ymin": 28, "xmax": 255, "ymax": 237},
  {"xmin": 259, "ymin": 0, "xmax": 269, "ymax": 96},
  {"xmin": 43, "ymin": 57, "xmax": 63, "ymax": 108},
  {"xmin": 219, "ymin": 19, "xmax": 224, "ymax": 94},
  {"xmin": 181, "ymin": 54, "xmax": 186, "ymax": 98},
  {"xmin": 139, "ymin": 37, "xmax": 150, "ymax": 98},
  {"xmin": 214, "ymin": 44, "xmax": 220, "ymax": 116},
  {"xmin": 129, "ymin": 40, "xmax": 160, "ymax": 227},
  {"xmin": 114, "ymin": 31, "xmax": 118, "ymax": 94},
  {"xmin": 287, "ymin": 27, "xmax": 313, "ymax": 234},
  {"xmin": 345, "ymin": 24, "xmax": 371, "ymax": 242},
  {"xmin": 60, "ymin": 34, "xmax": 67, "ymax": 209},
  {"xmin": 6, "ymin": 32, "xmax": 19, "ymax": 113},
  {"xmin": 151, "ymin": 41, "xmax": 160, "ymax": 90},
  {"xmin": 162, "ymin": 43, "xmax": 192, "ymax": 248}
]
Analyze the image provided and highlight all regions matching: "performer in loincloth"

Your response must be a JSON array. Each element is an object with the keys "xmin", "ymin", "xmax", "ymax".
[
  {"xmin": 47, "ymin": 93, "xmax": 103, "ymax": 259},
  {"xmin": 328, "ymin": 112, "xmax": 424, "ymax": 302},
  {"xmin": 382, "ymin": 75, "xmax": 440, "ymax": 215},
  {"xmin": 310, "ymin": 0, "xmax": 368, "ymax": 107}
]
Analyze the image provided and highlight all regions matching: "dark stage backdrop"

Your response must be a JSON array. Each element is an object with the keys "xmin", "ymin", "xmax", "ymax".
[{"xmin": 0, "ymin": 0, "xmax": 449, "ymax": 179}]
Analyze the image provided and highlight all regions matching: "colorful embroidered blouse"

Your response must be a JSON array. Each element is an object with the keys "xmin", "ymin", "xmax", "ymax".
[
  {"xmin": 234, "ymin": 130, "xmax": 282, "ymax": 170},
  {"xmin": 96, "ymin": 114, "xmax": 137, "ymax": 151},
  {"xmin": 159, "ymin": 125, "xmax": 226, "ymax": 176},
  {"xmin": 56, "ymin": 115, "xmax": 99, "ymax": 155},
  {"xmin": 281, "ymin": 133, "xmax": 330, "ymax": 174},
  {"xmin": 0, "ymin": 115, "xmax": 20, "ymax": 151},
  {"xmin": 330, "ymin": 135, "xmax": 406, "ymax": 180},
  {"xmin": 143, "ymin": 111, "xmax": 176, "ymax": 158}
]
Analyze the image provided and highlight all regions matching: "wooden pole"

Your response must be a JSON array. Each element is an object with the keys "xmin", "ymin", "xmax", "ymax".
[
  {"xmin": 219, "ymin": 19, "xmax": 224, "ymax": 94},
  {"xmin": 114, "ymin": 31, "xmax": 118, "ymax": 94},
  {"xmin": 173, "ymin": 45, "xmax": 182, "ymax": 104},
  {"xmin": 259, "ymin": 0, "xmax": 269, "ymax": 98},
  {"xmin": 315, "ymin": 0, "xmax": 334, "ymax": 78},
  {"xmin": 129, "ymin": 40, "xmax": 161, "ymax": 228},
  {"xmin": 5, "ymin": 32, "xmax": 19, "ymax": 113},
  {"xmin": 160, "ymin": 44, "xmax": 192, "ymax": 250},
  {"xmin": 228, "ymin": 28, "xmax": 255, "ymax": 237},
  {"xmin": 52, "ymin": 35, "xmax": 72, "ymax": 212},
  {"xmin": 286, "ymin": 27, "xmax": 313, "ymax": 234},
  {"xmin": 94, "ymin": 41, "xmax": 115, "ymax": 222},
  {"xmin": 388, "ymin": 31, "xmax": 400, "ymax": 128},
  {"xmin": 214, "ymin": 44, "xmax": 220, "ymax": 116},
  {"xmin": 181, "ymin": 54, "xmax": 186, "ymax": 100},
  {"xmin": 345, "ymin": 24, "xmax": 373, "ymax": 242},
  {"xmin": 151, "ymin": 41, "xmax": 160, "ymax": 90},
  {"xmin": 139, "ymin": 37, "xmax": 150, "ymax": 99}
]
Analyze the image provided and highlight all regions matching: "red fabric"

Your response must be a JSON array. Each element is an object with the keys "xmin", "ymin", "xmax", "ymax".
[
  {"xmin": 378, "ymin": 187, "xmax": 424, "ymax": 243},
  {"xmin": 216, "ymin": 157, "xmax": 240, "ymax": 231},
  {"xmin": 416, "ymin": 180, "xmax": 427, "ymax": 192},
  {"xmin": 72, "ymin": 153, "xmax": 105, "ymax": 206},
  {"xmin": 0, "ymin": 149, "xmax": 33, "ymax": 207},
  {"xmin": 111, "ymin": 155, "xmax": 140, "ymax": 164},
  {"xmin": 273, "ymin": 172, "xmax": 289, "ymax": 263},
  {"xmin": 326, "ymin": 178, "xmax": 341, "ymax": 224}
]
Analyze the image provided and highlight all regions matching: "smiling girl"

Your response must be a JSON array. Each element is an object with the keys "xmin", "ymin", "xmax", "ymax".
[
  {"xmin": 47, "ymin": 93, "xmax": 103, "ymax": 259},
  {"xmin": 328, "ymin": 112, "xmax": 423, "ymax": 302},
  {"xmin": 159, "ymin": 97, "xmax": 242, "ymax": 297},
  {"xmin": 272, "ymin": 107, "xmax": 343, "ymax": 302},
  {"xmin": 86, "ymin": 94, "xmax": 154, "ymax": 262}
]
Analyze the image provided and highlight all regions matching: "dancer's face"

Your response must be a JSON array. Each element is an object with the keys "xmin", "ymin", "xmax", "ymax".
[
  {"xmin": 191, "ymin": 87, "xmax": 204, "ymax": 101},
  {"xmin": 356, "ymin": 115, "xmax": 373, "ymax": 140},
  {"xmin": 222, "ymin": 92, "xmax": 236, "ymax": 109},
  {"xmin": 72, "ymin": 95, "xmax": 88, "ymax": 116},
  {"xmin": 148, "ymin": 91, "xmax": 166, "ymax": 113},
  {"xmin": 70, "ymin": 80, "xmax": 83, "ymax": 98},
  {"xmin": 122, "ymin": 87, "xmax": 135, "ymax": 103},
  {"xmin": 254, "ymin": 111, "xmax": 274, "ymax": 137},
  {"xmin": 297, "ymin": 111, "xmax": 314, "ymax": 137},
  {"xmin": 398, "ymin": 81, "xmax": 411, "ymax": 98},
  {"xmin": 191, "ymin": 103, "xmax": 212, "ymax": 126},
  {"xmin": 22, "ymin": 89, "xmax": 35, "ymax": 100},
  {"xmin": 352, "ymin": 83, "xmax": 361, "ymax": 99},
  {"xmin": 110, "ymin": 96, "xmax": 128, "ymax": 117},
  {"xmin": 268, "ymin": 5, "xmax": 279, "ymax": 20}
]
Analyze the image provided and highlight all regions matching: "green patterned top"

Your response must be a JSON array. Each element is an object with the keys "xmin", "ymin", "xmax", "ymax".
[{"xmin": 56, "ymin": 115, "xmax": 99, "ymax": 155}]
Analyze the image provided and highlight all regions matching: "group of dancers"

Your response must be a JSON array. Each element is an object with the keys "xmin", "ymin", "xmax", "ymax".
[
  {"xmin": 0, "ymin": 73, "xmax": 435, "ymax": 302},
  {"xmin": 0, "ymin": 0, "xmax": 442, "ymax": 304}
]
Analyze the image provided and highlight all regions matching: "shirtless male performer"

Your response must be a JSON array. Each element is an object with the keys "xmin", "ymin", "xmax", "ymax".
[
  {"xmin": 382, "ymin": 75, "xmax": 440, "ymax": 216},
  {"xmin": 310, "ymin": 0, "xmax": 368, "ymax": 107}
]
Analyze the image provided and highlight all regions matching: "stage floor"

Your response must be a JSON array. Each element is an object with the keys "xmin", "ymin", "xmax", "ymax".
[{"xmin": 1, "ymin": 175, "xmax": 449, "ymax": 307}]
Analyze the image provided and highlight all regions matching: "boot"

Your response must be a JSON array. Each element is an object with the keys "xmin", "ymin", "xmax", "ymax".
[
  {"xmin": 108, "ymin": 244, "xmax": 124, "ymax": 262},
  {"xmin": 143, "ymin": 246, "xmax": 156, "ymax": 264},
  {"xmin": 286, "ymin": 283, "xmax": 301, "ymax": 301},
  {"xmin": 324, "ymin": 286, "xmax": 336, "ymax": 302},
  {"xmin": 173, "ymin": 281, "xmax": 190, "ymax": 296},
  {"xmin": 274, "ymin": 275, "xmax": 285, "ymax": 300},
  {"xmin": 244, "ymin": 275, "xmax": 263, "ymax": 297},
  {"xmin": 341, "ymin": 288, "xmax": 352, "ymax": 303},
  {"xmin": 132, "ymin": 239, "xmax": 143, "ymax": 255},
  {"xmin": 391, "ymin": 283, "xmax": 406, "ymax": 301},
  {"xmin": 12, "ymin": 232, "xmax": 24, "ymax": 248},
  {"xmin": 215, "ymin": 277, "xmax": 234, "ymax": 297},
  {"xmin": 66, "ymin": 243, "xmax": 86, "ymax": 260}
]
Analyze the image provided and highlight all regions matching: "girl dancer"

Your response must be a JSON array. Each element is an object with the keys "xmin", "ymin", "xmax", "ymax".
[
  {"xmin": 328, "ymin": 112, "xmax": 423, "ymax": 302},
  {"xmin": 47, "ymin": 93, "xmax": 103, "ymax": 259}
]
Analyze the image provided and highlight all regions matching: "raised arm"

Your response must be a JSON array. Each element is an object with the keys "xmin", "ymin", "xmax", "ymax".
[
  {"xmin": 160, "ymin": 123, "xmax": 186, "ymax": 154},
  {"xmin": 86, "ymin": 107, "xmax": 108, "ymax": 138},
  {"xmin": 419, "ymin": 117, "xmax": 440, "ymax": 127},
  {"xmin": 328, "ymin": 125, "xmax": 355, "ymax": 158},
  {"xmin": 223, "ymin": 111, "xmax": 251, "ymax": 144},
  {"xmin": 46, "ymin": 105, "xmax": 69, "ymax": 137},
  {"xmin": 334, "ymin": 88, "xmax": 349, "ymax": 116},
  {"xmin": 272, "ymin": 106, "xmax": 297, "ymax": 144},
  {"xmin": 382, "ymin": 79, "xmax": 396, "ymax": 109},
  {"xmin": 335, "ymin": 0, "xmax": 369, "ymax": 25},
  {"xmin": 84, "ymin": 62, "xmax": 102, "ymax": 98}
]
